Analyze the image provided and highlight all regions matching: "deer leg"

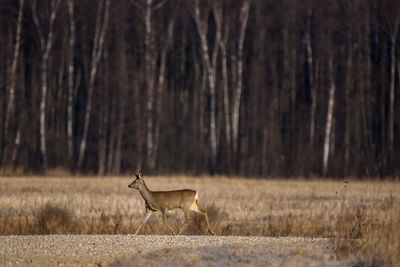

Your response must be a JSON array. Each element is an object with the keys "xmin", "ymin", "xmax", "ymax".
[
  {"xmin": 177, "ymin": 209, "xmax": 191, "ymax": 235},
  {"xmin": 161, "ymin": 210, "xmax": 176, "ymax": 235},
  {"xmin": 190, "ymin": 202, "xmax": 215, "ymax": 236},
  {"xmin": 135, "ymin": 209, "xmax": 152, "ymax": 235}
]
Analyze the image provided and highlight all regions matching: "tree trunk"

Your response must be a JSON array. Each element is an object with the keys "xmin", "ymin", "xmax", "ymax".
[
  {"xmin": 133, "ymin": 77, "xmax": 143, "ymax": 169},
  {"xmin": 389, "ymin": 15, "xmax": 400, "ymax": 157},
  {"xmin": 107, "ymin": 97, "xmax": 117, "ymax": 173},
  {"xmin": 98, "ymin": 49, "xmax": 110, "ymax": 176},
  {"xmin": 193, "ymin": 0, "xmax": 221, "ymax": 174},
  {"xmin": 31, "ymin": 0, "xmax": 61, "ymax": 172},
  {"xmin": 77, "ymin": 0, "xmax": 110, "ymax": 171},
  {"xmin": 67, "ymin": 0, "xmax": 76, "ymax": 172},
  {"xmin": 1, "ymin": 0, "xmax": 24, "ymax": 168},
  {"xmin": 114, "ymin": 94, "xmax": 125, "ymax": 175},
  {"xmin": 344, "ymin": 40, "xmax": 353, "ymax": 175},
  {"xmin": 154, "ymin": 16, "xmax": 175, "ymax": 170},
  {"xmin": 360, "ymin": 11, "xmax": 372, "ymax": 174},
  {"xmin": 220, "ymin": 30, "xmax": 232, "ymax": 168},
  {"xmin": 11, "ymin": 127, "xmax": 21, "ymax": 169},
  {"xmin": 113, "ymin": 20, "xmax": 128, "ymax": 175},
  {"xmin": 306, "ymin": 4, "xmax": 316, "ymax": 146},
  {"xmin": 232, "ymin": 0, "xmax": 249, "ymax": 167},
  {"xmin": 380, "ymin": 49, "xmax": 386, "ymax": 166},
  {"xmin": 97, "ymin": 101, "xmax": 108, "ymax": 175},
  {"xmin": 323, "ymin": 53, "xmax": 336, "ymax": 176},
  {"xmin": 144, "ymin": 0, "xmax": 156, "ymax": 171}
]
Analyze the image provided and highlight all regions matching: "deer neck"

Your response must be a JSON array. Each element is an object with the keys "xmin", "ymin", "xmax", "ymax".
[{"xmin": 138, "ymin": 180, "xmax": 154, "ymax": 203}]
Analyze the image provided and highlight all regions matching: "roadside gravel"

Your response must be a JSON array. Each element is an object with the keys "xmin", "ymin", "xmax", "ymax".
[{"xmin": 0, "ymin": 235, "xmax": 353, "ymax": 267}]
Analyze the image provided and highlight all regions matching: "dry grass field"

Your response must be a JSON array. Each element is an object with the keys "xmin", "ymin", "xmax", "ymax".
[{"xmin": 0, "ymin": 176, "xmax": 399, "ymax": 266}]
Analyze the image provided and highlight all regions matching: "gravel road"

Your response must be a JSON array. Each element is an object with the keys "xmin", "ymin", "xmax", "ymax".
[{"xmin": 0, "ymin": 235, "xmax": 354, "ymax": 267}]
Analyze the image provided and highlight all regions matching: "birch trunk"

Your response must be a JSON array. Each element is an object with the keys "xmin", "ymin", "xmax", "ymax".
[
  {"xmin": 11, "ymin": 128, "xmax": 21, "ymax": 169},
  {"xmin": 220, "ymin": 32, "xmax": 232, "ymax": 166},
  {"xmin": 114, "ymin": 95, "xmax": 125, "ymax": 175},
  {"xmin": 380, "ymin": 51, "xmax": 386, "ymax": 156},
  {"xmin": 98, "ymin": 49, "xmax": 110, "ymax": 176},
  {"xmin": 344, "ymin": 41, "xmax": 353, "ymax": 175},
  {"xmin": 1, "ymin": 0, "xmax": 24, "ymax": 167},
  {"xmin": 97, "ymin": 100, "xmax": 108, "ymax": 176},
  {"xmin": 67, "ymin": 0, "xmax": 76, "ymax": 171},
  {"xmin": 56, "ymin": 40, "xmax": 65, "ymax": 134},
  {"xmin": 32, "ymin": 0, "xmax": 61, "ymax": 172},
  {"xmin": 306, "ymin": 4, "xmax": 316, "ymax": 146},
  {"xmin": 107, "ymin": 98, "xmax": 117, "ymax": 173},
  {"xmin": 113, "ymin": 23, "xmax": 128, "ymax": 175},
  {"xmin": 232, "ymin": 0, "xmax": 249, "ymax": 165},
  {"xmin": 144, "ymin": 0, "xmax": 156, "ymax": 171},
  {"xmin": 361, "ymin": 12, "xmax": 372, "ymax": 162},
  {"xmin": 389, "ymin": 15, "xmax": 400, "ymax": 156},
  {"xmin": 323, "ymin": 54, "xmax": 336, "ymax": 176},
  {"xmin": 154, "ymin": 17, "xmax": 175, "ymax": 167},
  {"xmin": 133, "ymin": 77, "xmax": 143, "ymax": 169},
  {"xmin": 77, "ymin": 0, "xmax": 110, "ymax": 171},
  {"xmin": 193, "ymin": 1, "xmax": 221, "ymax": 174},
  {"xmin": 290, "ymin": 47, "xmax": 297, "ymax": 140}
]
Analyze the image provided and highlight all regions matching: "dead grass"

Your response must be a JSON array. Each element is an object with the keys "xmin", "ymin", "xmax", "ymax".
[
  {"xmin": 0, "ymin": 176, "xmax": 399, "ymax": 265},
  {"xmin": 35, "ymin": 203, "xmax": 74, "ymax": 234}
]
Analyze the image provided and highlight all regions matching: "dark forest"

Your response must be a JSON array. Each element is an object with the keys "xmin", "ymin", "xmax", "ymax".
[{"xmin": 1, "ymin": 0, "xmax": 400, "ymax": 177}]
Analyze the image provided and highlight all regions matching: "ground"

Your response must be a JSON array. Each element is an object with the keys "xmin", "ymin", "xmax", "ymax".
[{"xmin": 0, "ymin": 235, "xmax": 354, "ymax": 267}]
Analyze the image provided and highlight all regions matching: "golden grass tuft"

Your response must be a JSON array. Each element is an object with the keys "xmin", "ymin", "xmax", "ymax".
[{"xmin": 35, "ymin": 203, "xmax": 75, "ymax": 234}]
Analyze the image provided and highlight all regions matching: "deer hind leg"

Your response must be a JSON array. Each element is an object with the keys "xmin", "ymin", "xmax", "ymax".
[
  {"xmin": 161, "ymin": 209, "xmax": 176, "ymax": 235},
  {"xmin": 135, "ymin": 209, "xmax": 152, "ymax": 235},
  {"xmin": 189, "ymin": 201, "xmax": 215, "ymax": 236},
  {"xmin": 177, "ymin": 208, "xmax": 191, "ymax": 235}
]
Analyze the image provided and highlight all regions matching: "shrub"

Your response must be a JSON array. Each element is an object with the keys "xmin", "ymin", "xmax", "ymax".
[{"xmin": 34, "ymin": 203, "xmax": 75, "ymax": 234}]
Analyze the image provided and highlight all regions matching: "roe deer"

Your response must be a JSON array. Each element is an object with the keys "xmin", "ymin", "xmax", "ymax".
[{"xmin": 128, "ymin": 171, "xmax": 215, "ymax": 235}]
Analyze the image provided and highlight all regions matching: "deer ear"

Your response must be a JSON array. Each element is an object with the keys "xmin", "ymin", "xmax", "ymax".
[{"xmin": 137, "ymin": 171, "xmax": 143, "ymax": 179}]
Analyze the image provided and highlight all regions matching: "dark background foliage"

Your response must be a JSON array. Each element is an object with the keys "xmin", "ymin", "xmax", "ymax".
[{"xmin": 1, "ymin": 0, "xmax": 400, "ymax": 177}]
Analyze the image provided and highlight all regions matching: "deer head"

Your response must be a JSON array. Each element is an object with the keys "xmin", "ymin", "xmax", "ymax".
[{"xmin": 128, "ymin": 170, "xmax": 143, "ymax": 189}]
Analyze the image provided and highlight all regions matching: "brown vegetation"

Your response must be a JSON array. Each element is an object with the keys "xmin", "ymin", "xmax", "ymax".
[{"xmin": 0, "ymin": 176, "xmax": 399, "ymax": 265}]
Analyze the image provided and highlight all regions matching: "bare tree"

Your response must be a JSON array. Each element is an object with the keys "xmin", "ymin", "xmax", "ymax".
[
  {"xmin": 306, "ymin": 1, "xmax": 316, "ymax": 146},
  {"xmin": 192, "ymin": 0, "xmax": 221, "ymax": 174},
  {"xmin": 143, "ymin": 0, "xmax": 157, "ymax": 171},
  {"xmin": 219, "ymin": 20, "xmax": 232, "ymax": 166},
  {"xmin": 113, "ymin": 34, "xmax": 127, "ymax": 174},
  {"xmin": 67, "ymin": 0, "xmax": 76, "ymax": 172},
  {"xmin": 1, "ymin": 0, "xmax": 400, "ymax": 177},
  {"xmin": 154, "ymin": 14, "xmax": 175, "ymax": 169},
  {"xmin": 77, "ymin": 0, "xmax": 110, "ymax": 171},
  {"xmin": 215, "ymin": 0, "xmax": 249, "ymax": 170},
  {"xmin": 130, "ymin": 0, "xmax": 174, "ymax": 172},
  {"xmin": 97, "ymin": 49, "xmax": 109, "ymax": 176},
  {"xmin": 388, "ymin": 12, "xmax": 400, "ymax": 157},
  {"xmin": 323, "ymin": 52, "xmax": 336, "ymax": 176},
  {"xmin": 231, "ymin": 0, "xmax": 250, "ymax": 166},
  {"xmin": 344, "ymin": 1, "xmax": 355, "ymax": 175},
  {"xmin": 31, "ymin": 0, "xmax": 61, "ymax": 172},
  {"xmin": 1, "ymin": 0, "xmax": 24, "ymax": 168}
]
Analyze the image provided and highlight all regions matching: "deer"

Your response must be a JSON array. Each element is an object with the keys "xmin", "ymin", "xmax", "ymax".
[{"xmin": 128, "ymin": 171, "xmax": 215, "ymax": 236}]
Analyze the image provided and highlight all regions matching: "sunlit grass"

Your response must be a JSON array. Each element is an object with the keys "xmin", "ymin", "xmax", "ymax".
[{"xmin": 0, "ymin": 176, "xmax": 399, "ymax": 265}]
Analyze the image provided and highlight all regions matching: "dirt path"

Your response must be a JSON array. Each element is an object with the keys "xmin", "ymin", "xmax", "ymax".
[{"xmin": 0, "ymin": 235, "xmax": 353, "ymax": 267}]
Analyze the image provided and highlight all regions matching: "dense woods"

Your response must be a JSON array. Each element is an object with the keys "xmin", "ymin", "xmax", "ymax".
[{"xmin": 1, "ymin": 0, "xmax": 400, "ymax": 177}]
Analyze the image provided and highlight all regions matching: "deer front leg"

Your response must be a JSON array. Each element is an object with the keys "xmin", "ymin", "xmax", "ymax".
[
  {"xmin": 135, "ymin": 209, "xmax": 152, "ymax": 235},
  {"xmin": 161, "ymin": 209, "xmax": 176, "ymax": 235}
]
